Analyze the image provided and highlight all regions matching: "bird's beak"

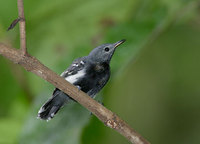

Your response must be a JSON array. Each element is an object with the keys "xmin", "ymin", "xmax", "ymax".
[{"xmin": 114, "ymin": 39, "xmax": 126, "ymax": 48}]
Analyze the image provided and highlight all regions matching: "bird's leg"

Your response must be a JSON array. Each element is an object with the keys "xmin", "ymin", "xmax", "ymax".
[{"xmin": 76, "ymin": 85, "xmax": 81, "ymax": 91}]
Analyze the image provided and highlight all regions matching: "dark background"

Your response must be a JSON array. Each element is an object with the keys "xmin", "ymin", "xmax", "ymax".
[{"xmin": 0, "ymin": 0, "xmax": 200, "ymax": 143}]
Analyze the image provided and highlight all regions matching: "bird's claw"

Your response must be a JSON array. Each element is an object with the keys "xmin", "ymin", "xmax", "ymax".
[{"xmin": 76, "ymin": 85, "xmax": 81, "ymax": 91}]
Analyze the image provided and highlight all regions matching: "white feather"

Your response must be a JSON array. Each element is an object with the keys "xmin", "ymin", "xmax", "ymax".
[
  {"xmin": 80, "ymin": 61, "xmax": 84, "ymax": 65},
  {"xmin": 51, "ymin": 113, "xmax": 55, "ymax": 117},
  {"xmin": 65, "ymin": 69, "xmax": 85, "ymax": 84},
  {"xmin": 72, "ymin": 64, "xmax": 78, "ymax": 67},
  {"xmin": 38, "ymin": 107, "xmax": 44, "ymax": 113}
]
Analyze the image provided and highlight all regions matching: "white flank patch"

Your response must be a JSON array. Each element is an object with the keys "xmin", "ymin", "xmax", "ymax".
[{"xmin": 65, "ymin": 69, "xmax": 85, "ymax": 84}]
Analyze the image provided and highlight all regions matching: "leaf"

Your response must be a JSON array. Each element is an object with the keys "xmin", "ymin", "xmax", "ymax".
[{"xmin": 7, "ymin": 18, "xmax": 21, "ymax": 31}]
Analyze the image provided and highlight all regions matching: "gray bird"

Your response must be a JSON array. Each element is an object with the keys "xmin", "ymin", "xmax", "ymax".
[{"xmin": 38, "ymin": 39, "xmax": 126, "ymax": 121}]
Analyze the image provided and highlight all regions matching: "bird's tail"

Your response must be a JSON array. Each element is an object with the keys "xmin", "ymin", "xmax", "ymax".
[{"xmin": 37, "ymin": 92, "xmax": 67, "ymax": 121}]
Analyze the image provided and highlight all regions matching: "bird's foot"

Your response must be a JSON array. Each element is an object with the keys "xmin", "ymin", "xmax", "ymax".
[{"xmin": 76, "ymin": 85, "xmax": 81, "ymax": 91}]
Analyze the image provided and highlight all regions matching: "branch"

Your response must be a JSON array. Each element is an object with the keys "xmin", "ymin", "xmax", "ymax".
[
  {"xmin": 17, "ymin": 0, "xmax": 27, "ymax": 55},
  {"xmin": 0, "ymin": 0, "xmax": 150, "ymax": 144}
]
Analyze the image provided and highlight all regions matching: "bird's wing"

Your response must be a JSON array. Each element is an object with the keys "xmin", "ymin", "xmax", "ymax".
[
  {"xmin": 52, "ymin": 57, "xmax": 86, "ymax": 97},
  {"xmin": 60, "ymin": 57, "xmax": 86, "ymax": 78},
  {"xmin": 87, "ymin": 72, "xmax": 110, "ymax": 98}
]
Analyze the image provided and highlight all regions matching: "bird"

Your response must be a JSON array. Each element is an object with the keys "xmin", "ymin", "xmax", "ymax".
[{"xmin": 37, "ymin": 39, "xmax": 126, "ymax": 121}]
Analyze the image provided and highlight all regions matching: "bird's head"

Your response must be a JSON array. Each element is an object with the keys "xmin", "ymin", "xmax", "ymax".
[{"xmin": 88, "ymin": 39, "xmax": 126, "ymax": 63}]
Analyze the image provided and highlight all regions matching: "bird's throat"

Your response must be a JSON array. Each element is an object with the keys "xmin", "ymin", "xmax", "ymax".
[{"xmin": 93, "ymin": 62, "xmax": 109, "ymax": 73}]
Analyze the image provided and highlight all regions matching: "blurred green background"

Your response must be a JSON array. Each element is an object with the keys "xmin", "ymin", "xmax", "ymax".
[{"xmin": 0, "ymin": 0, "xmax": 200, "ymax": 143}]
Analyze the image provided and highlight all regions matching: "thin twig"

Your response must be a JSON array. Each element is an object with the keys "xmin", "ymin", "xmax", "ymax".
[{"xmin": 17, "ymin": 0, "xmax": 27, "ymax": 55}]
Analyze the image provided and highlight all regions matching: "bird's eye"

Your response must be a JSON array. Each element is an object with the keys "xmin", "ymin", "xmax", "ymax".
[{"xmin": 104, "ymin": 47, "xmax": 109, "ymax": 52}]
